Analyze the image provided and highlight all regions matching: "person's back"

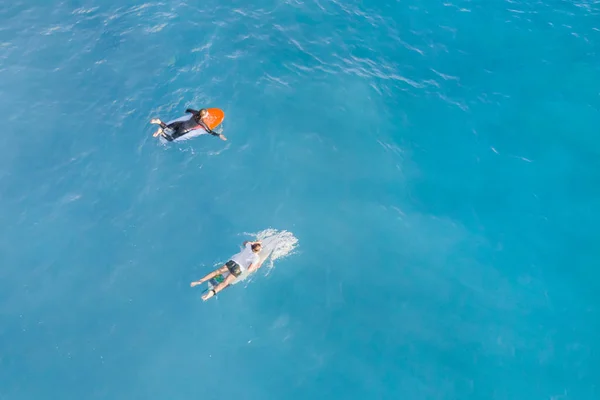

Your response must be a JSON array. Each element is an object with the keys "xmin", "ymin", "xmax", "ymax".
[
  {"xmin": 174, "ymin": 116, "xmax": 201, "ymax": 136},
  {"xmin": 169, "ymin": 109, "xmax": 209, "ymax": 139},
  {"xmin": 230, "ymin": 242, "xmax": 260, "ymax": 270}
]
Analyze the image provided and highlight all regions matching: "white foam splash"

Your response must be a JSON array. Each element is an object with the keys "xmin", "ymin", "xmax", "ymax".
[
  {"xmin": 231, "ymin": 228, "xmax": 299, "ymax": 284},
  {"xmin": 255, "ymin": 228, "xmax": 299, "ymax": 269}
]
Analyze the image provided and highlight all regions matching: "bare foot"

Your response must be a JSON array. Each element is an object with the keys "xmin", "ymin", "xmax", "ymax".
[
  {"xmin": 190, "ymin": 282, "xmax": 199, "ymax": 288},
  {"xmin": 219, "ymin": 134, "xmax": 228, "ymax": 141},
  {"xmin": 150, "ymin": 118, "xmax": 161, "ymax": 125},
  {"xmin": 202, "ymin": 291, "xmax": 215, "ymax": 301},
  {"xmin": 153, "ymin": 128, "xmax": 164, "ymax": 137}
]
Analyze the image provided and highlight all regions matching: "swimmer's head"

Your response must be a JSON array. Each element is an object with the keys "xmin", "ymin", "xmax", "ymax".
[
  {"xmin": 251, "ymin": 243, "xmax": 262, "ymax": 253},
  {"xmin": 199, "ymin": 109, "xmax": 209, "ymax": 118}
]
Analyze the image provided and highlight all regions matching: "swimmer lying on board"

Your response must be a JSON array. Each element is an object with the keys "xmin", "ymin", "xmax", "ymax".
[
  {"xmin": 190, "ymin": 241, "xmax": 263, "ymax": 301},
  {"xmin": 150, "ymin": 108, "xmax": 227, "ymax": 141}
]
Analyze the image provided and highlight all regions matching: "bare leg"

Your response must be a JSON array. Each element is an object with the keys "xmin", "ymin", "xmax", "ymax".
[
  {"xmin": 190, "ymin": 265, "xmax": 228, "ymax": 287},
  {"xmin": 153, "ymin": 127, "xmax": 164, "ymax": 137},
  {"xmin": 219, "ymin": 134, "xmax": 227, "ymax": 141},
  {"xmin": 202, "ymin": 273, "xmax": 237, "ymax": 301},
  {"xmin": 151, "ymin": 119, "xmax": 169, "ymax": 137}
]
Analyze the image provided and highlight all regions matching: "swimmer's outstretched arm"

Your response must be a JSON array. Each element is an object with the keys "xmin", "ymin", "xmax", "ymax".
[
  {"xmin": 246, "ymin": 262, "xmax": 260, "ymax": 274},
  {"xmin": 197, "ymin": 120, "xmax": 213, "ymax": 133},
  {"xmin": 200, "ymin": 120, "xmax": 227, "ymax": 141}
]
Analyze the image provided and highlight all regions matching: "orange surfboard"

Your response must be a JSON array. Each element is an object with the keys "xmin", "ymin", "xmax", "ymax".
[{"xmin": 204, "ymin": 108, "xmax": 225, "ymax": 130}]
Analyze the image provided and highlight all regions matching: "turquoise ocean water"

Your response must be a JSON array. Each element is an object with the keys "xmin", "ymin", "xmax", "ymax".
[{"xmin": 1, "ymin": 0, "xmax": 599, "ymax": 399}]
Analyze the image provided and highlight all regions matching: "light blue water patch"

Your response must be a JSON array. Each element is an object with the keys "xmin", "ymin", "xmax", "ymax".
[{"xmin": 1, "ymin": 0, "xmax": 599, "ymax": 399}]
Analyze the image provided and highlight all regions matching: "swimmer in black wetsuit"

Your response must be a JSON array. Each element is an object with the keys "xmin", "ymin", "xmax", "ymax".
[{"xmin": 150, "ymin": 108, "xmax": 227, "ymax": 141}]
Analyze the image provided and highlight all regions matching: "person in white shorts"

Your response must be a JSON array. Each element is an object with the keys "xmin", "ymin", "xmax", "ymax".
[{"xmin": 190, "ymin": 241, "xmax": 262, "ymax": 301}]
